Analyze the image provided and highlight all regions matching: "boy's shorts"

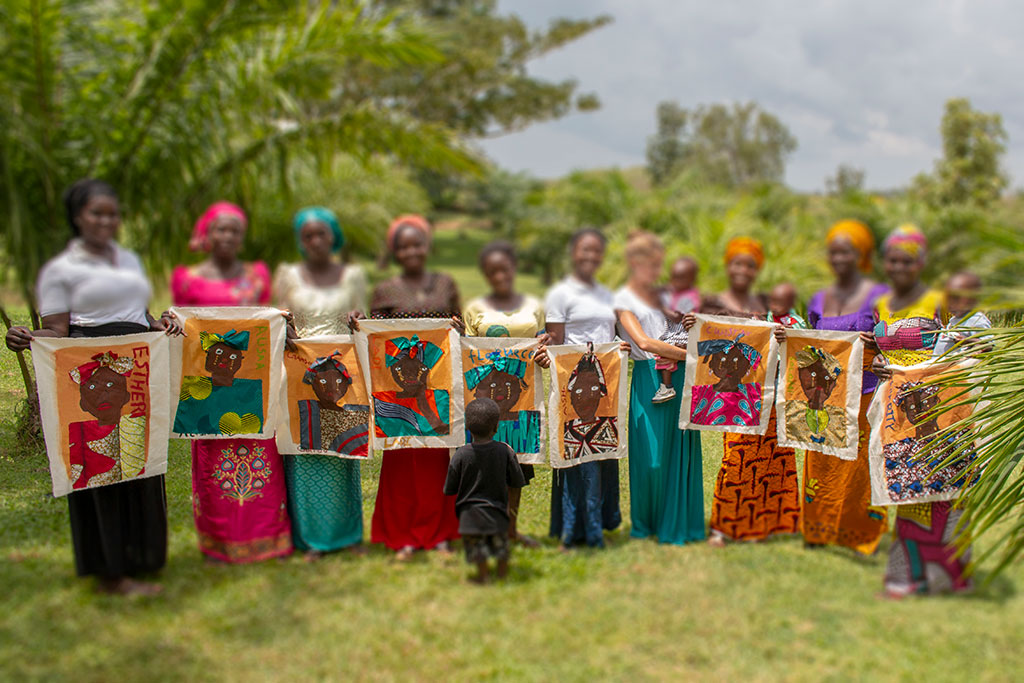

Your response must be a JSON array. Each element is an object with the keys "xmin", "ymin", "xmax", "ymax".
[{"xmin": 463, "ymin": 533, "xmax": 509, "ymax": 563}]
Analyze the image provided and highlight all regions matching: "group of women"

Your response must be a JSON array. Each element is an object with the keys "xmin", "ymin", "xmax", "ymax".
[{"xmin": 5, "ymin": 178, "xmax": 969, "ymax": 600}]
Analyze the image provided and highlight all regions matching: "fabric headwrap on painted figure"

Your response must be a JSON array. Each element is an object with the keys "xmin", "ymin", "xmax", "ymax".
[
  {"xmin": 724, "ymin": 237, "xmax": 764, "ymax": 268},
  {"xmin": 883, "ymin": 224, "xmax": 928, "ymax": 263},
  {"xmin": 464, "ymin": 350, "xmax": 528, "ymax": 390},
  {"xmin": 69, "ymin": 351, "xmax": 134, "ymax": 384},
  {"xmin": 293, "ymin": 206, "xmax": 344, "ymax": 255},
  {"xmin": 567, "ymin": 351, "xmax": 607, "ymax": 396},
  {"xmin": 827, "ymin": 219, "xmax": 875, "ymax": 273},
  {"xmin": 795, "ymin": 345, "xmax": 842, "ymax": 379},
  {"xmin": 697, "ymin": 334, "xmax": 763, "ymax": 370},
  {"xmin": 894, "ymin": 380, "xmax": 939, "ymax": 408},
  {"xmin": 386, "ymin": 214, "xmax": 431, "ymax": 253},
  {"xmin": 199, "ymin": 329, "xmax": 250, "ymax": 351},
  {"xmin": 384, "ymin": 335, "xmax": 444, "ymax": 369},
  {"xmin": 190, "ymin": 201, "xmax": 247, "ymax": 252},
  {"xmin": 302, "ymin": 351, "xmax": 351, "ymax": 385}
]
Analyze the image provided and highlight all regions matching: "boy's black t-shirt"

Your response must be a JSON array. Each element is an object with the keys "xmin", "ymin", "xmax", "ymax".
[{"xmin": 443, "ymin": 439, "xmax": 526, "ymax": 535}]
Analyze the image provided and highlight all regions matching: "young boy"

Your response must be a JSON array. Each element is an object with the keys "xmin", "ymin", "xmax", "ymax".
[
  {"xmin": 653, "ymin": 256, "xmax": 700, "ymax": 403},
  {"xmin": 933, "ymin": 271, "xmax": 992, "ymax": 357},
  {"xmin": 444, "ymin": 398, "xmax": 526, "ymax": 583},
  {"xmin": 767, "ymin": 282, "xmax": 807, "ymax": 329}
]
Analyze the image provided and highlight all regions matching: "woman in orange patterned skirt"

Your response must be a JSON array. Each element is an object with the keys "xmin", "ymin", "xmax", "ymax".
[
  {"xmin": 801, "ymin": 221, "xmax": 889, "ymax": 554},
  {"xmin": 700, "ymin": 238, "xmax": 799, "ymax": 545}
]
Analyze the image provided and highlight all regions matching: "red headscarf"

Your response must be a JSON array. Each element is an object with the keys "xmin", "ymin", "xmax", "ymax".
[
  {"xmin": 386, "ymin": 214, "xmax": 431, "ymax": 253},
  {"xmin": 190, "ymin": 201, "xmax": 247, "ymax": 252}
]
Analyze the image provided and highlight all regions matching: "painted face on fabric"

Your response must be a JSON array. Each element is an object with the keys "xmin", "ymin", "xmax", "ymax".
[
  {"xmin": 310, "ymin": 368, "xmax": 351, "ymax": 410},
  {"xmin": 474, "ymin": 369, "xmax": 522, "ymax": 416},
  {"xmin": 205, "ymin": 342, "xmax": 243, "ymax": 385},
  {"xmin": 390, "ymin": 355, "xmax": 429, "ymax": 397},
  {"xmin": 900, "ymin": 388, "xmax": 940, "ymax": 428},
  {"xmin": 79, "ymin": 366, "xmax": 130, "ymax": 426},
  {"xmin": 75, "ymin": 195, "xmax": 121, "ymax": 250},
  {"xmin": 709, "ymin": 346, "xmax": 753, "ymax": 384},
  {"xmin": 569, "ymin": 369, "xmax": 603, "ymax": 422},
  {"xmin": 798, "ymin": 359, "xmax": 837, "ymax": 410}
]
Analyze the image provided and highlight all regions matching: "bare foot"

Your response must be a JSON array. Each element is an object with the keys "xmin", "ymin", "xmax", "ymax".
[
  {"xmin": 347, "ymin": 544, "xmax": 368, "ymax": 556},
  {"xmin": 98, "ymin": 578, "xmax": 162, "ymax": 596},
  {"xmin": 516, "ymin": 534, "xmax": 541, "ymax": 549},
  {"xmin": 303, "ymin": 550, "xmax": 324, "ymax": 563},
  {"xmin": 434, "ymin": 541, "xmax": 454, "ymax": 556},
  {"xmin": 558, "ymin": 544, "xmax": 571, "ymax": 554},
  {"xmin": 395, "ymin": 546, "xmax": 415, "ymax": 562},
  {"xmin": 877, "ymin": 589, "xmax": 907, "ymax": 601},
  {"xmin": 707, "ymin": 535, "xmax": 726, "ymax": 548}
]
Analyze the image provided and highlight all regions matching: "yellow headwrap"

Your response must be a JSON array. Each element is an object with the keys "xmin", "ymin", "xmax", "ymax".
[
  {"xmin": 724, "ymin": 237, "xmax": 764, "ymax": 268},
  {"xmin": 826, "ymin": 219, "xmax": 875, "ymax": 273}
]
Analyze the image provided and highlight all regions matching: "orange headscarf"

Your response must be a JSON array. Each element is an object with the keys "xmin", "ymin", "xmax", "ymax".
[
  {"xmin": 386, "ymin": 214, "xmax": 431, "ymax": 253},
  {"xmin": 724, "ymin": 237, "xmax": 764, "ymax": 268},
  {"xmin": 826, "ymin": 219, "xmax": 875, "ymax": 273}
]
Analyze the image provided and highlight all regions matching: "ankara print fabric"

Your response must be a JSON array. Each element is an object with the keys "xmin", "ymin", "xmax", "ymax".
[
  {"xmin": 354, "ymin": 318, "xmax": 464, "ymax": 450},
  {"xmin": 276, "ymin": 335, "xmax": 370, "ymax": 459},
  {"xmin": 546, "ymin": 342, "xmax": 629, "ymax": 468},
  {"xmin": 32, "ymin": 332, "xmax": 171, "ymax": 497},
  {"xmin": 775, "ymin": 328, "xmax": 864, "ymax": 460},
  {"xmin": 679, "ymin": 315, "xmax": 779, "ymax": 435},
  {"xmin": 461, "ymin": 336, "xmax": 546, "ymax": 465},
  {"xmin": 169, "ymin": 307, "xmax": 286, "ymax": 439},
  {"xmin": 868, "ymin": 361, "xmax": 980, "ymax": 506}
]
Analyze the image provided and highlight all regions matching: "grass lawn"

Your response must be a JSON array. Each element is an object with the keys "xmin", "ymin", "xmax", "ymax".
[{"xmin": 2, "ymin": 230, "xmax": 1023, "ymax": 681}]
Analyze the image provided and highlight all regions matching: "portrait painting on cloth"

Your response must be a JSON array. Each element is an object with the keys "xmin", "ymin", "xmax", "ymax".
[
  {"xmin": 546, "ymin": 342, "xmax": 628, "ymax": 468},
  {"xmin": 32, "ymin": 332, "xmax": 171, "ymax": 497},
  {"xmin": 276, "ymin": 335, "xmax": 370, "ymax": 458},
  {"xmin": 679, "ymin": 315, "xmax": 779, "ymax": 434},
  {"xmin": 169, "ymin": 306, "xmax": 286, "ymax": 439},
  {"xmin": 354, "ymin": 318, "xmax": 464, "ymax": 450},
  {"xmin": 775, "ymin": 328, "xmax": 864, "ymax": 459},
  {"xmin": 868, "ymin": 361, "xmax": 980, "ymax": 506},
  {"xmin": 461, "ymin": 336, "xmax": 545, "ymax": 465}
]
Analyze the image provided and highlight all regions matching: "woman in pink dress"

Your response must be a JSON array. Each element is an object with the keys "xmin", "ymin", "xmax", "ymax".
[{"xmin": 171, "ymin": 202, "xmax": 292, "ymax": 563}]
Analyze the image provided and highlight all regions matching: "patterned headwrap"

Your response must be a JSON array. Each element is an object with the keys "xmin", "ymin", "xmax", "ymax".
[
  {"xmin": 826, "ymin": 219, "xmax": 875, "ymax": 273},
  {"xmin": 386, "ymin": 214, "xmax": 431, "ymax": 253},
  {"xmin": 190, "ymin": 201, "xmax": 247, "ymax": 252},
  {"xmin": 384, "ymin": 335, "xmax": 444, "ymax": 369},
  {"xmin": 69, "ymin": 351, "xmax": 134, "ymax": 385},
  {"xmin": 464, "ymin": 351, "xmax": 528, "ymax": 390},
  {"xmin": 302, "ymin": 351, "xmax": 351, "ymax": 385},
  {"xmin": 293, "ymin": 206, "xmax": 344, "ymax": 255},
  {"xmin": 894, "ymin": 380, "xmax": 939, "ymax": 408},
  {"xmin": 795, "ymin": 345, "xmax": 842, "ymax": 379},
  {"xmin": 567, "ymin": 351, "xmax": 607, "ymax": 397},
  {"xmin": 697, "ymin": 334, "xmax": 763, "ymax": 370},
  {"xmin": 883, "ymin": 224, "xmax": 928, "ymax": 263},
  {"xmin": 724, "ymin": 237, "xmax": 764, "ymax": 268},
  {"xmin": 199, "ymin": 329, "xmax": 250, "ymax": 351}
]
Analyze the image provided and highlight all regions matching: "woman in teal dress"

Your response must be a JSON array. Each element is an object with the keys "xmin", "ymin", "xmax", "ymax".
[
  {"xmin": 612, "ymin": 230, "xmax": 704, "ymax": 544},
  {"xmin": 274, "ymin": 207, "xmax": 368, "ymax": 559}
]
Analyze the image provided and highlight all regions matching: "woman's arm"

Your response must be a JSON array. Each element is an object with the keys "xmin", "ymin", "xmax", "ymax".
[{"xmin": 615, "ymin": 310, "xmax": 686, "ymax": 360}]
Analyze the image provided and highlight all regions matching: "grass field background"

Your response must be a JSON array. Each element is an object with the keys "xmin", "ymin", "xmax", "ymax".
[{"xmin": 1, "ymin": 228, "xmax": 1023, "ymax": 681}]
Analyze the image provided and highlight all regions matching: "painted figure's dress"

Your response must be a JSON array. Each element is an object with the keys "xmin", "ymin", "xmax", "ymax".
[
  {"xmin": 68, "ymin": 415, "xmax": 148, "ymax": 489},
  {"xmin": 274, "ymin": 262, "xmax": 368, "ymax": 552},
  {"xmin": 875, "ymin": 290, "xmax": 971, "ymax": 594},
  {"xmin": 171, "ymin": 262, "xmax": 291, "ymax": 562},
  {"xmin": 689, "ymin": 382, "xmax": 762, "ymax": 427},
  {"xmin": 173, "ymin": 377, "xmax": 263, "ymax": 435},
  {"xmin": 368, "ymin": 273, "xmax": 460, "ymax": 550},
  {"xmin": 801, "ymin": 283, "xmax": 889, "ymax": 554},
  {"xmin": 614, "ymin": 286, "xmax": 704, "ymax": 545},
  {"xmin": 373, "ymin": 389, "xmax": 450, "ymax": 437}
]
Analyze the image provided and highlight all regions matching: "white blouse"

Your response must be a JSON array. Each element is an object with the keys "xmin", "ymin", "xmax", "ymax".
[
  {"xmin": 544, "ymin": 276, "xmax": 617, "ymax": 345},
  {"xmin": 273, "ymin": 262, "xmax": 368, "ymax": 337},
  {"xmin": 613, "ymin": 286, "xmax": 668, "ymax": 361}
]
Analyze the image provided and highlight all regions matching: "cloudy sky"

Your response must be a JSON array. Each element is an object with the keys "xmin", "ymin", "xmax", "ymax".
[{"xmin": 479, "ymin": 0, "xmax": 1024, "ymax": 191}]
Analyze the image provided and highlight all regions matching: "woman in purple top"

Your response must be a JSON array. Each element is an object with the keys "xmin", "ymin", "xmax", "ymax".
[{"xmin": 801, "ymin": 220, "xmax": 890, "ymax": 554}]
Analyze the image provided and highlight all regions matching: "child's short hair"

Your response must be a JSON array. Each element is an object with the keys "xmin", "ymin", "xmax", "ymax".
[{"xmin": 466, "ymin": 397, "xmax": 500, "ymax": 437}]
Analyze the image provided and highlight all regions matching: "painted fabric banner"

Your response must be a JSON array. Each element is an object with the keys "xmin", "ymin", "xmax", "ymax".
[
  {"xmin": 461, "ymin": 336, "xmax": 545, "ymax": 465},
  {"xmin": 276, "ymin": 335, "xmax": 371, "ymax": 458},
  {"xmin": 355, "ymin": 318, "xmax": 464, "ymax": 450},
  {"xmin": 32, "ymin": 332, "xmax": 171, "ymax": 497},
  {"xmin": 679, "ymin": 315, "xmax": 779, "ymax": 434},
  {"xmin": 868, "ymin": 361, "xmax": 979, "ymax": 506},
  {"xmin": 546, "ymin": 342, "xmax": 628, "ymax": 468},
  {"xmin": 776, "ymin": 328, "xmax": 864, "ymax": 459},
  {"xmin": 169, "ymin": 306, "xmax": 286, "ymax": 439}
]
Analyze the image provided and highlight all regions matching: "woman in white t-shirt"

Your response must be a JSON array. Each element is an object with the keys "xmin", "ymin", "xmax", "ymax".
[
  {"xmin": 613, "ymin": 230, "xmax": 705, "ymax": 545},
  {"xmin": 544, "ymin": 228, "xmax": 623, "ymax": 549}
]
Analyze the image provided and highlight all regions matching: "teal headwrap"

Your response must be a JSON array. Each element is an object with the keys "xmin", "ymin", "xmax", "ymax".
[
  {"xmin": 293, "ymin": 206, "xmax": 344, "ymax": 255},
  {"xmin": 464, "ymin": 351, "xmax": 528, "ymax": 390},
  {"xmin": 384, "ymin": 335, "xmax": 444, "ymax": 370},
  {"xmin": 200, "ymin": 329, "xmax": 250, "ymax": 351}
]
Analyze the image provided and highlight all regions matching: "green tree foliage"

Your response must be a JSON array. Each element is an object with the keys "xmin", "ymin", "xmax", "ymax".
[
  {"xmin": 0, "ymin": 0, "xmax": 477, "ymax": 313},
  {"xmin": 826, "ymin": 164, "xmax": 866, "ymax": 196},
  {"xmin": 646, "ymin": 101, "xmax": 798, "ymax": 188},
  {"xmin": 913, "ymin": 97, "xmax": 1008, "ymax": 207}
]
